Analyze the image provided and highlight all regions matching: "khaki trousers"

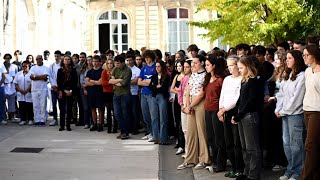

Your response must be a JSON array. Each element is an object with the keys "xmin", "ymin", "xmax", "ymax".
[{"xmin": 184, "ymin": 99, "xmax": 210, "ymax": 164}]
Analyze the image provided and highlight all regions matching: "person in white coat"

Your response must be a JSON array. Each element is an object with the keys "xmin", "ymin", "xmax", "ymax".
[
  {"xmin": 14, "ymin": 61, "xmax": 33, "ymax": 125},
  {"xmin": 29, "ymin": 55, "xmax": 50, "ymax": 126}
]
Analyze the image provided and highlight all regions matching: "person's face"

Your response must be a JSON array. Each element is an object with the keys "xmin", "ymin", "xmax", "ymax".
[
  {"xmin": 237, "ymin": 62, "xmax": 248, "ymax": 76},
  {"xmin": 4, "ymin": 55, "xmax": 11, "ymax": 62},
  {"xmin": 27, "ymin": 56, "xmax": 33, "ymax": 62},
  {"xmin": 106, "ymin": 60, "xmax": 114, "ymax": 69},
  {"xmin": 277, "ymin": 46, "xmax": 286, "ymax": 53},
  {"xmin": 17, "ymin": 54, "xmax": 22, "ymax": 60},
  {"xmin": 36, "ymin": 56, "xmax": 43, "ymax": 66},
  {"xmin": 293, "ymin": 43, "xmax": 305, "ymax": 52},
  {"xmin": 175, "ymin": 54, "xmax": 182, "ymax": 61},
  {"xmin": 72, "ymin": 57, "xmax": 79, "ymax": 64},
  {"xmin": 54, "ymin": 54, "xmax": 61, "ymax": 61},
  {"xmin": 176, "ymin": 62, "xmax": 183, "ymax": 73},
  {"xmin": 107, "ymin": 53, "xmax": 113, "ymax": 60},
  {"xmin": 265, "ymin": 52, "xmax": 273, "ymax": 61},
  {"xmin": 156, "ymin": 63, "xmax": 162, "ymax": 73},
  {"xmin": 63, "ymin": 56, "xmax": 71, "ymax": 66},
  {"xmin": 190, "ymin": 51, "xmax": 197, "ymax": 58},
  {"xmin": 274, "ymin": 54, "xmax": 281, "ymax": 68},
  {"xmin": 44, "ymin": 53, "xmax": 49, "ymax": 60},
  {"xmin": 205, "ymin": 60, "xmax": 215, "ymax": 74},
  {"xmin": 145, "ymin": 56, "xmax": 152, "ymax": 64},
  {"xmin": 237, "ymin": 49, "xmax": 246, "ymax": 57},
  {"xmin": 303, "ymin": 49, "xmax": 314, "ymax": 65},
  {"xmin": 192, "ymin": 58, "xmax": 203, "ymax": 71},
  {"xmin": 22, "ymin": 63, "xmax": 29, "ymax": 72},
  {"xmin": 166, "ymin": 63, "xmax": 173, "ymax": 73},
  {"xmin": 126, "ymin": 57, "xmax": 134, "ymax": 67},
  {"xmin": 79, "ymin": 55, "xmax": 86, "ymax": 63},
  {"xmin": 92, "ymin": 59, "xmax": 100, "ymax": 68},
  {"xmin": 184, "ymin": 62, "xmax": 191, "ymax": 75},
  {"xmin": 227, "ymin": 59, "xmax": 239, "ymax": 75},
  {"xmin": 255, "ymin": 54, "xmax": 265, "ymax": 63},
  {"xmin": 286, "ymin": 53, "xmax": 295, "ymax": 69},
  {"xmin": 114, "ymin": 61, "xmax": 124, "ymax": 69},
  {"xmin": 87, "ymin": 57, "xmax": 92, "ymax": 66},
  {"xmin": 135, "ymin": 57, "xmax": 142, "ymax": 65}
]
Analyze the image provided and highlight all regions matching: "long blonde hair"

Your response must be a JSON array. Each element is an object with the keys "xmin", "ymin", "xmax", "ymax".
[{"xmin": 239, "ymin": 56, "xmax": 257, "ymax": 82}]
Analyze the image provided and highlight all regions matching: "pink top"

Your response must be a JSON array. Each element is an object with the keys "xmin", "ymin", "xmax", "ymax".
[{"xmin": 178, "ymin": 75, "xmax": 190, "ymax": 106}]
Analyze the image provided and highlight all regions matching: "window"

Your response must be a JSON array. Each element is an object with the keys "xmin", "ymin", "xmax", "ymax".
[
  {"xmin": 98, "ymin": 11, "xmax": 129, "ymax": 52},
  {"xmin": 167, "ymin": 8, "xmax": 189, "ymax": 54}
]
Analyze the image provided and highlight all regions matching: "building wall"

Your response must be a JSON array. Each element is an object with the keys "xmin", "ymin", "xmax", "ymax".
[{"xmin": 1, "ymin": 0, "xmax": 222, "ymax": 58}]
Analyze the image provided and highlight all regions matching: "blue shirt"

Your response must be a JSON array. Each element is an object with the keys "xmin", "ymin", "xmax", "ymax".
[{"xmin": 139, "ymin": 63, "xmax": 156, "ymax": 95}]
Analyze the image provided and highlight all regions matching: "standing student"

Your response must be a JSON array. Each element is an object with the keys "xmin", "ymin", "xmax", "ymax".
[
  {"xmin": 177, "ymin": 54, "xmax": 210, "ymax": 170},
  {"xmin": 0, "ymin": 59, "xmax": 7, "ymax": 124},
  {"xmin": 29, "ymin": 55, "xmax": 50, "ymax": 126},
  {"xmin": 170, "ymin": 59, "xmax": 185, "ymax": 154},
  {"xmin": 101, "ymin": 59, "xmax": 117, "ymax": 133},
  {"xmin": 275, "ymin": 50, "xmax": 306, "ymax": 180},
  {"xmin": 149, "ymin": 61, "xmax": 170, "ymax": 144},
  {"xmin": 109, "ymin": 55, "xmax": 132, "ymax": 140},
  {"xmin": 80, "ymin": 56, "xmax": 92, "ymax": 129},
  {"xmin": 203, "ymin": 56, "xmax": 226, "ymax": 172},
  {"xmin": 231, "ymin": 55, "xmax": 261, "ymax": 180},
  {"xmin": 300, "ymin": 45, "xmax": 320, "ymax": 180},
  {"xmin": 57, "ymin": 55, "xmax": 78, "ymax": 131},
  {"xmin": 177, "ymin": 59, "xmax": 192, "ymax": 158},
  {"xmin": 85, "ymin": 55, "xmax": 104, "ymax": 132},
  {"xmin": 218, "ymin": 56, "xmax": 244, "ymax": 178},
  {"xmin": 14, "ymin": 61, "xmax": 33, "ymax": 126}
]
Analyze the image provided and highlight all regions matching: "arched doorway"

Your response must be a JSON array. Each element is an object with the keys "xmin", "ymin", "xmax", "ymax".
[{"xmin": 98, "ymin": 10, "xmax": 129, "ymax": 53}]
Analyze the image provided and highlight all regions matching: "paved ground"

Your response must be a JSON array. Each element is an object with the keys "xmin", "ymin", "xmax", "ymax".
[{"xmin": 0, "ymin": 121, "xmax": 283, "ymax": 180}]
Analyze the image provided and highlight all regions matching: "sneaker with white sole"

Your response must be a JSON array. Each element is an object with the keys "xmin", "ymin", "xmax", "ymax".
[
  {"xmin": 148, "ymin": 138, "xmax": 156, "ymax": 142},
  {"xmin": 194, "ymin": 162, "xmax": 206, "ymax": 170},
  {"xmin": 1, "ymin": 120, "xmax": 8, "ymax": 125},
  {"xmin": 205, "ymin": 165, "xmax": 214, "ymax": 173},
  {"xmin": 28, "ymin": 120, "xmax": 33, "ymax": 126},
  {"xmin": 279, "ymin": 175, "xmax": 289, "ymax": 180},
  {"xmin": 177, "ymin": 163, "xmax": 195, "ymax": 170},
  {"xmin": 272, "ymin": 165, "xmax": 286, "ymax": 171},
  {"xmin": 288, "ymin": 177, "xmax": 297, "ymax": 180},
  {"xmin": 142, "ymin": 134, "xmax": 151, "ymax": 140},
  {"xmin": 49, "ymin": 120, "xmax": 58, "ymax": 126},
  {"xmin": 176, "ymin": 147, "xmax": 185, "ymax": 155},
  {"xmin": 19, "ymin": 121, "xmax": 26, "ymax": 125},
  {"xmin": 84, "ymin": 125, "xmax": 90, "ymax": 129}
]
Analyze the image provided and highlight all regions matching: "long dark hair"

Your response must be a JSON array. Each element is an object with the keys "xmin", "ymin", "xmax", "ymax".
[
  {"xmin": 284, "ymin": 50, "xmax": 307, "ymax": 81},
  {"xmin": 157, "ymin": 61, "xmax": 168, "ymax": 84},
  {"xmin": 60, "ymin": 55, "xmax": 74, "ymax": 72},
  {"xmin": 203, "ymin": 56, "xmax": 227, "ymax": 90}
]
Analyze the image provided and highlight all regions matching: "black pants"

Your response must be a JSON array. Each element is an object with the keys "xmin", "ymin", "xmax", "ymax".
[
  {"xmin": 104, "ymin": 92, "xmax": 117, "ymax": 132},
  {"xmin": 72, "ymin": 89, "xmax": 84, "ymax": 124},
  {"xmin": 224, "ymin": 108, "xmax": 244, "ymax": 172},
  {"xmin": 173, "ymin": 97, "xmax": 185, "ymax": 148},
  {"xmin": 238, "ymin": 112, "xmax": 261, "ymax": 180},
  {"xmin": 167, "ymin": 101, "xmax": 175, "ymax": 137},
  {"xmin": 59, "ymin": 96, "xmax": 73, "ymax": 128},
  {"xmin": 18, "ymin": 101, "xmax": 33, "ymax": 122},
  {"xmin": 205, "ymin": 110, "xmax": 227, "ymax": 169}
]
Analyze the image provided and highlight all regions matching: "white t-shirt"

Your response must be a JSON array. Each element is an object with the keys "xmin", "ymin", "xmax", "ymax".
[
  {"xmin": 219, "ymin": 75, "xmax": 242, "ymax": 111},
  {"xmin": 13, "ymin": 71, "xmax": 32, "ymax": 102},
  {"xmin": 29, "ymin": 65, "xmax": 50, "ymax": 91},
  {"xmin": 3, "ymin": 64, "xmax": 17, "ymax": 95},
  {"xmin": 49, "ymin": 62, "xmax": 61, "ymax": 87},
  {"xmin": 130, "ymin": 65, "xmax": 141, "ymax": 95},
  {"xmin": 0, "ymin": 63, "xmax": 7, "ymax": 87}
]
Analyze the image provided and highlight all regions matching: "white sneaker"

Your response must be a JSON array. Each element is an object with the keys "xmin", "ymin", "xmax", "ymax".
[
  {"xmin": 142, "ymin": 134, "xmax": 151, "ymax": 140},
  {"xmin": 28, "ymin": 120, "xmax": 33, "ymax": 126},
  {"xmin": 19, "ymin": 121, "xmax": 26, "ymax": 125},
  {"xmin": 194, "ymin": 162, "xmax": 206, "ymax": 170},
  {"xmin": 49, "ymin": 120, "xmax": 57, "ymax": 126},
  {"xmin": 148, "ymin": 137, "xmax": 156, "ymax": 142},
  {"xmin": 205, "ymin": 165, "xmax": 214, "ymax": 173},
  {"xmin": 289, "ymin": 177, "xmax": 297, "ymax": 180},
  {"xmin": 176, "ymin": 147, "xmax": 185, "ymax": 155},
  {"xmin": 84, "ymin": 125, "xmax": 90, "ymax": 129},
  {"xmin": 279, "ymin": 175, "xmax": 289, "ymax": 180},
  {"xmin": 177, "ymin": 163, "xmax": 195, "ymax": 170},
  {"xmin": 1, "ymin": 120, "xmax": 8, "ymax": 125}
]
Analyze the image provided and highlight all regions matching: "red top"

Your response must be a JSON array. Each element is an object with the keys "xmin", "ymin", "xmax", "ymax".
[
  {"xmin": 101, "ymin": 69, "xmax": 113, "ymax": 93},
  {"xmin": 204, "ymin": 77, "xmax": 224, "ymax": 111}
]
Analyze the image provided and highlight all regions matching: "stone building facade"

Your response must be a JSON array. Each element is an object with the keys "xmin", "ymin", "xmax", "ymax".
[{"xmin": 0, "ymin": 0, "xmax": 225, "ymax": 58}]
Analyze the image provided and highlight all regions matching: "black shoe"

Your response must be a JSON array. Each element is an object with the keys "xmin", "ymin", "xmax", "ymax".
[
  {"xmin": 59, "ymin": 127, "xmax": 65, "ymax": 131},
  {"xmin": 67, "ymin": 127, "xmax": 72, "ymax": 131},
  {"xmin": 97, "ymin": 125, "xmax": 103, "ymax": 132},
  {"xmin": 121, "ymin": 134, "xmax": 129, "ymax": 140},
  {"xmin": 90, "ymin": 124, "xmax": 98, "ymax": 131},
  {"xmin": 131, "ymin": 130, "xmax": 139, "ymax": 135},
  {"xmin": 116, "ymin": 133, "xmax": 123, "ymax": 139},
  {"xmin": 236, "ymin": 175, "xmax": 247, "ymax": 180}
]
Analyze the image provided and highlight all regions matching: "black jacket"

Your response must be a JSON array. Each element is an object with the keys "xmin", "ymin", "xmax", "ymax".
[
  {"xmin": 149, "ymin": 73, "xmax": 170, "ymax": 98},
  {"xmin": 57, "ymin": 67, "xmax": 78, "ymax": 96}
]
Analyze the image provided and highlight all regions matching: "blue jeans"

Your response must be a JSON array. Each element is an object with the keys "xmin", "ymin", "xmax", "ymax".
[
  {"xmin": 141, "ymin": 94, "xmax": 155, "ymax": 135},
  {"xmin": 51, "ymin": 90, "xmax": 58, "ymax": 120},
  {"xmin": 151, "ymin": 94, "xmax": 168, "ymax": 143},
  {"xmin": 282, "ymin": 114, "xmax": 305, "ymax": 179},
  {"xmin": 113, "ymin": 93, "xmax": 131, "ymax": 135},
  {"xmin": 80, "ymin": 90, "xmax": 91, "ymax": 126},
  {"xmin": 0, "ymin": 87, "xmax": 5, "ymax": 121}
]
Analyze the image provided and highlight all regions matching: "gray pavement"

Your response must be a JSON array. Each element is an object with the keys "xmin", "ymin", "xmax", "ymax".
[{"xmin": 0, "ymin": 122, "xmax": 283, "ymax": 180}]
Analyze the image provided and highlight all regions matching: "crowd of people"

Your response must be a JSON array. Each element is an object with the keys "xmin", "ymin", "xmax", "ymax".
[{"xmin": 0, "ymin": 36, "xmax": 320, "ymax": 180}]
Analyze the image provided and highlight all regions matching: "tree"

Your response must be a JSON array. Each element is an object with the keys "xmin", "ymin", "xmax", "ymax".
[{"xmin": 190, "ymin": 0, "xmax": 320, "ymax": 46}]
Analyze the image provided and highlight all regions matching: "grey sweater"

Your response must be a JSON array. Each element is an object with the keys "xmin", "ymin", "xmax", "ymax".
[{"xmin": 275, "ymin": 72, "xmax": 305, "ymax": 116}]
